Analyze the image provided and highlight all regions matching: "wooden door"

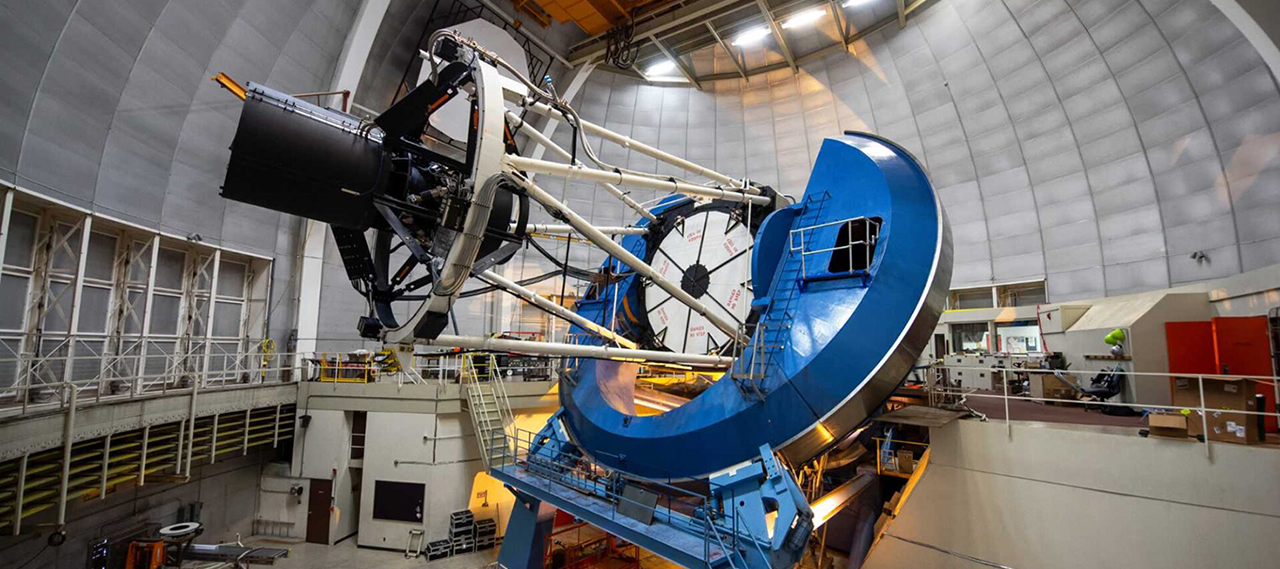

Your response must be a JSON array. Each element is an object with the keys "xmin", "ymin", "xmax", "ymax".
[
  {"xmin": 306, "ymin": 478, "xmax": 332, "ymax": 544},
  {"xmin": 1212, "ymin": 316, "xmax": 1275, "ymax": 432}
]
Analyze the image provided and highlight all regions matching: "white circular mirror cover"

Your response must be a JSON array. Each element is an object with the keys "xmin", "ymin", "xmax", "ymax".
[{"xmin": 644, "ymin": 209, "xmax": 753, "ymax": 354}]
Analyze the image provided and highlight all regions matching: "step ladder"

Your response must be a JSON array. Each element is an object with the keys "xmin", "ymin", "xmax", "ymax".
[
  {"xmin": 405, "ymin": 529, "xmax": 424, "ymax": 558},
  {"xmin": 461, "ymin": 353, "xmax": 516, "ymax": 469}
]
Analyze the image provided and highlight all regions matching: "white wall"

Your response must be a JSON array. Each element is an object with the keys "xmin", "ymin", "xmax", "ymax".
[
  {"xmin": 865, "ymin": 419, "xmax": 1280, "ymax": 569},
  {"xmin": 356, "ymin": 409, "xmax": 554, "ymax": 549},
  {"xmin": 291, "ymin": 408, "xmax": 358, "ymax": 544},
  {"xmin": 357, "ymin": 411, "xmax": 444, "ymax": 549},
  {"xmin": 258, "ymin": 473, "xmax": 310, "ymax": 540}
]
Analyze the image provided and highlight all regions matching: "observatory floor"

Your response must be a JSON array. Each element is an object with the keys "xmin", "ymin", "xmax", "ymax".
[
  {"xmin": 247, "ymin": 537, "xmax": 498, "ymax": 569},
  {"xmin": 961, "ymin": 391, "xmax": 1147, "ymax": 428}
]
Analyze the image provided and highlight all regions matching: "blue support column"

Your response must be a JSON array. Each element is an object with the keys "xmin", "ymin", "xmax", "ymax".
[{"xmin": 498, "ymin": 489, "xmax": 557, "ymax": 569}]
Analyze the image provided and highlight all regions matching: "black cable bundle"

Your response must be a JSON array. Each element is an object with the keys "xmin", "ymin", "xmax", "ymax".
[
  {"xmin": 526, "ymin": 237, "xmax": 597, "ymax": 281},
  {"xmin": 458, "ymin": 270, "xmax": 564, "ymax": 298},
  {"xmin": 604, "ymin": 15, "xmax": 640, "ymax": 70}
]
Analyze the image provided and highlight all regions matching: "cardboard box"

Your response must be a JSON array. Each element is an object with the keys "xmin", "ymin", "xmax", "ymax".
[
  {"xmin": 1171, "ymin": 376, "xmax": 1262, "ymax": 445},
  {"xmin": 1147, "ymin": 413, "xmax": 1189, "ymax": 439},
  {"xmin": 1029, "ymin": 371, "xmax": 1076, "ymax": 402},
  {"xmin": 896, "ymin": 449, "xmax": 915, "ymax": 474}
]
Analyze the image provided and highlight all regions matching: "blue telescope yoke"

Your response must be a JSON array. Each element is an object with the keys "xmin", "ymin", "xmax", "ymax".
[
  {"xmin": 559, "ymin": 133, "xmax": 953, "ymax": 480},
  {"xmin": 494, "ymin": 133, "xmax": 950, "ymax": 569}
]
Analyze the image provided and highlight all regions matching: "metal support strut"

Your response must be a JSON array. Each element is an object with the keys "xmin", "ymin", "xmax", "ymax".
[{"xmin": 504, "ymin": 170, "xmax": 747, "ymax": 343}]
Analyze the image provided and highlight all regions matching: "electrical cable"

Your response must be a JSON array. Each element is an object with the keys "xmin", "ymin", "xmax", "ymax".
[
  {"xmin": 525, "ymin": 237, "xmax": 596, "ymax": 281},
  {"xmin": 558, "ymin": 235, "xmax": 571, "ymax": 306},
  {"xmin": 457, "ymin": 270, "xmax": 564, "ymax": 298},
  {"xmin": 604, "ymin": 15, "xmax": 640, "ymax": 70}
]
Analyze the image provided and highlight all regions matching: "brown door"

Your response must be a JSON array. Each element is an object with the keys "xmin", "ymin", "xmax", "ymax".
[{"xmin": 306, "ymin": 479, "xmax": 332, "ymax": 544}]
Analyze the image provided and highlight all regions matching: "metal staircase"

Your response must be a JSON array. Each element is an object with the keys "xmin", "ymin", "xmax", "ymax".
[
  {"xmin": 460, "ymin": 353, "xmax": 516, "ymax": 469},
  {"xmin": 732, "ymin": 192, "xmax": 832, "ymax": 400}
]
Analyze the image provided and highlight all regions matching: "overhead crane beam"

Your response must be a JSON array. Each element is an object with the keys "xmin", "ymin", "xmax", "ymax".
[
  {"xmin": 650, "ymin": 36, "xmax": 703, "ymax": 90},
  {"xmin": 706, "ymin": 22, "xmax": 749, "ymax": 80},
  {"xmin": 568, "ymin": 0, "xmax": 750, "ymax": 64},
  {"xmin": 756, "ymin": 0, "xmax": 798, "ymax": 71},
  {"xmin": 828, "ymin": 0, "xmax": 850, "ymax": 44}
]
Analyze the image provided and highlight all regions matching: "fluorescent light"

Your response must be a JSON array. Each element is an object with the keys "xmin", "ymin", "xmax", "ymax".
[
  {"xmin": 647, "ymin": 59, "xmax": 677, "ymax": 76},
  {"xmin": 782, "ymin": 8, "xmax": 826, "ymax": 29},
  {"xmin": 843, "ymin": 0, "xmax": 872, "ymax": 6},
  {"xmin": 733, "ymin": 26, "xmax": 771, "ymax": 46}
]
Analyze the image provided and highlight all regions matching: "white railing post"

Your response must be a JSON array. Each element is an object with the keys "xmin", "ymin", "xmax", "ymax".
[
  {"xmin": 13, "ymin": 452, "xmax": 27, "ymax": 534},
  {"xmin": 184, "ymin": 379, "xmax": 199, "ymax": 476},
  {"xmin": 210, "ymin": 413, "xmax": 219, "ymax": 464},
  {"xmin": 99, "ymin": 432, "xmax": 111, "ymax": 499},
  {"xmin": 273, "ymin": 403, "xmax": 281, "ymax": 448},
  {"xmin": 57, "ymin": 383, "xmax": 78, "ymax": 525},
  {"xmin": 139, "ymin": 424, "xmax": 150, "ymax": 486},
  {"xmin": 243, "ymin": 408, "xmax": 251, "ymax": 455},
  {"xmin": 1002, "ymin": 370, "xmax": 1011, "ymax": 439},
  {"xmin": 1197, "ymin": 375, "xmax": 1211, "ymax": 460}
]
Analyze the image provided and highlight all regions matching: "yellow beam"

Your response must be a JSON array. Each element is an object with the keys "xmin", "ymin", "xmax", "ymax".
[{"xmin": 211, "ymin": 72, "xmax": 246, "ymax": 101}]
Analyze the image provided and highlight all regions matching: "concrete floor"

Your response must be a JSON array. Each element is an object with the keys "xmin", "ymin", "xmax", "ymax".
[
  {"xmin": 964, "ymin": 391, "xmax": 1147, "ymax": 428},
  {"xmin": 243, "ymin": 537, "xmax": 685, "ymax": 569},
  {"xmin": 246, "ymin": 537, "xmax": 499, "ymax": 569},
  {"xmin": 244, "ymin": 539, "xmax": 844, "ymax": 569}
]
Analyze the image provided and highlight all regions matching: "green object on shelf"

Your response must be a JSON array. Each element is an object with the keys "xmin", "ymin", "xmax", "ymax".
[{"xmin": 1103, "ymin": 328, "xmax": 1126, "ymax": 346}]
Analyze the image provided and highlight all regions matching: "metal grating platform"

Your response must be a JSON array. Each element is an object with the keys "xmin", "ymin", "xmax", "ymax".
[{"xmin": 489, "ymin": 465, "xmax": 732, "ymax": 568}]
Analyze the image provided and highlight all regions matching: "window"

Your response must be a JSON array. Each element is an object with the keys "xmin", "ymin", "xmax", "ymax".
[
  {"xmin": 997, "ymin": 321, "xmax": 1041, "ymax": 354},
  {"xmin": 827, "ymin": 217, "xmax": 881, "ymax": 274},
  {"xmin": 949, "ymin": 280, "xmax": 1047, "ymax": 309},
  {"xmin": 951, "ymin": 322, "xmax": 989, "ymax": 352},
  {"xmin": 0, "ymin": 192, "xmax": 272, "ymax": 391},
  {"xmin": 997, "ymin": 281, "xmax": 1047, "ymax": 307},
  {"xmin": 951, "ymin": 288, "xmax": 994, "ymax": 309}
]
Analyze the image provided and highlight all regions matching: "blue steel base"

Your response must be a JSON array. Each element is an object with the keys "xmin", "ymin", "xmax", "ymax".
[
  {"xmin": 496, "ymin": 491, "xmax": 557, "ymax": 569},
  {"xmin": 493, "ymin": 412, "xmax": 812, "ymax": 569}
]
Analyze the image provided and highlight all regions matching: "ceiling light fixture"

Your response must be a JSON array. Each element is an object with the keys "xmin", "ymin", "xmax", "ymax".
[
  {"xmin": 647, "ymin": 59, "xmax": 677, "ymax": 76},
  {"xmin": 843, "ymin": 0, "xmax": 873, "ymax": 7},
  {"xmin": 782, "ymin": 8, "xmax": 826, "ymax": 29},
  {"xmin": 733, "ymin": 26, "xmax": 771, "ymax": 46}
]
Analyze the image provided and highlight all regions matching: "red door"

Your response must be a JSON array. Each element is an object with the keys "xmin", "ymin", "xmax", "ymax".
[
  {"xmin": 1212, "ymin": 317, "xmax": 1276, "ymax": 432},
  {"xmin": 1166, "ymin": 321, "xmax": 1216, "ymax": 403},
  {"xmin": 1167, "ymin": 321, "xmax": 1216, "ymax": 375}
]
